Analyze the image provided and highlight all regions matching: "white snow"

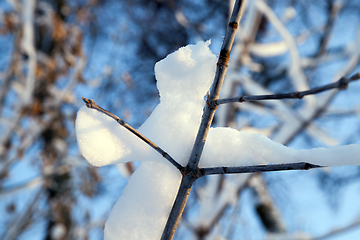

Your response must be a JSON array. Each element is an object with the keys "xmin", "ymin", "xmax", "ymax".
[
  {"xmin": 201, "ymin": 127, "xmax": 360, "ymax": 168},
  {"xmin": 75, "ymin": 106, "xmax": 131, "ymax": 167},
  {"xmin": 75, "ymin": 41, "xmax": 360, "ymax": 240},
  {"xmin": 76, "ymin": 41, "xmax": 217, "ymax": 239},
  {"xmin": 104, "ymin": 161, "xmax": 181, "ymax": 239}
]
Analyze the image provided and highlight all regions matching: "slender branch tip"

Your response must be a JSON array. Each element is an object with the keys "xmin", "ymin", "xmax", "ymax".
[
  {"xmin": 350, "ymin": 72, "xmax": 360, "ymax": 80},
  {"xmin": 81, "ymin": 97, "xmax": 95, "ymax": 108}
]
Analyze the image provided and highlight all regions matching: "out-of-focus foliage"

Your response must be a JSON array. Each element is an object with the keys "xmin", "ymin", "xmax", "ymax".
[{"xmin": 1, "ymin": 0, "xmax": 360, "ymax": 239}]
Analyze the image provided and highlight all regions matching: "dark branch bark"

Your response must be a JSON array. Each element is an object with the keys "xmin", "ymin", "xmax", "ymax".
[
  {"xmin": 210, "ymin": 73, "xmax": 360, "ymax": 106},
  {"xmin": 81, "ymin": 97, "xmax": 184, "ymax": 172},
  {"xmin": 199, "ymin": 162, "xmax": 323, "ymax": 176},
  {"xmin": 161, "ymin": 1, "xmax": 247, "ymax": 239}
]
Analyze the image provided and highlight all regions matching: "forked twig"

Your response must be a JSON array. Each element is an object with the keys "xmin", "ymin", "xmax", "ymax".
[
  {"xmin": 81, "ymin": 97, "xmax": 184, "ymax": 171},
  {"xmin": 209, "ymin": 73, "xmax": 360, "ymax": 107},
  {"xmin": 199, "ymin": 162, "xmax": 323, "ymax": 177}
]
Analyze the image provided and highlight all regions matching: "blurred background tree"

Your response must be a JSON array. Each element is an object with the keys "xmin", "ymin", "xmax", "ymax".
[{"xmin": 0, "ymin": 0, "xmax": 360, "ymax": 239}]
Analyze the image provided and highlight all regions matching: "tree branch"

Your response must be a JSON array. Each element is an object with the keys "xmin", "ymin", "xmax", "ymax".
[
  {"xmin": 199, "ymin": 162, "xmax": 323, "ymax": 176},
  {"xmin": 81, "ymin": 97, "xmax": 184, "ymax": 172},
  {"xmin": 161, "ymin": 1, "xmax": 247, "ymax": 239},
  {"xmin": 210, "ymin": 73, "xmax": 360, "ymax": 107}
]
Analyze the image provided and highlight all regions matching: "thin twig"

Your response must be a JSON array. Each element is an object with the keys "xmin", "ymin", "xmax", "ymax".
[
  {"xmin": 199, "ymin": 162, "xmax": 323, "ymax": 177},
  {"xmin": 81, "ymin": 97, "xmax": 184, "ymax": 172},
  {"xmin": 210, "ymin": 73, "xmax": 360, "ymax": 107}
]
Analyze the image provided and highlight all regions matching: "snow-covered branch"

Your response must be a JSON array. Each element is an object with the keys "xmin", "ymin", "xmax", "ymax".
[
  {"xmin": 210, "ymin": 73, "xmax": 360, "ymax": 106},
  {"xmin": 186, "ymin": 0, "xmax": 246, "ymax": 172},
  {"xmin": 81, "ymin": 97, "xmax": 184, "ymax": 171}
]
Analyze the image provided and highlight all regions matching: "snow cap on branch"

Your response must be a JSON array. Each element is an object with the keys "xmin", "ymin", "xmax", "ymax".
[
  {"xmin": 75, "ymin": 41, "xmax": 217, "ymax": 168},
  {"xmin": 201, "ymin": 127, "xmax": 360, "ymax": 168},
  {"xmin": 155, "ymin": 40, "xmax": 215, "ymax": 101},
  {"xmin": 75, "ymin": 106, "xmax": 133, "ymax": 166}
]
